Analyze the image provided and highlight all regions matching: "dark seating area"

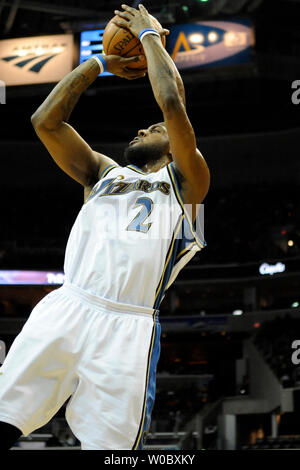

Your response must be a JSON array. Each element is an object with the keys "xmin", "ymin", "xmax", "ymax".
[{"xmin": 151, "ymin": 379, "xmax": 212, "ymax": 432}]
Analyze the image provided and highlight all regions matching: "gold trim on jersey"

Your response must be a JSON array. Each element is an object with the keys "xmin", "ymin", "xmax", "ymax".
[
  {"xmin": 167, "ymin": 163, "xmax": 205, "ymax": 250},
  {"xmin": 126, "ymin": 164, "xmax": 148, "ymax": 175},
  {"xmin": 175, "ymin": 242, "xmax": 197, "ymax": 261},
  {"xmin": 154, "ymin": 214, "xmax": 184, "ymax": 304},
  {"xmin": 98, "ymin": 164, "xmax": 119, "ymax": 180}
]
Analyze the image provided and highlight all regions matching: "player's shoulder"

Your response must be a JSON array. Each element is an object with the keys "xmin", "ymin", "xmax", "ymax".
[
  {"xmin": 97, "ymin": 163, "xmax": 180, "ymax": 186},
  {"xmin": 98, "ymin": 163, "xmax": 120, "ymax": 180}
]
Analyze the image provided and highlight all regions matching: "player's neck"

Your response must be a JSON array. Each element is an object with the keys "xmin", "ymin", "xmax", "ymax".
[{"xmin": 141, "ymin": 155, "xmax": 171, "ymax": 174}]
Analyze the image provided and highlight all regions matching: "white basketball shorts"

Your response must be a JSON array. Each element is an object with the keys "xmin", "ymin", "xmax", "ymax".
[{"xmin": 0, "ymin": 282, "xmax": 161, "ymax": 450}]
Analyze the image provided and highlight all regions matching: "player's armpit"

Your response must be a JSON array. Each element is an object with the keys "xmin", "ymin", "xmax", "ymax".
[
  {"xmin": 162, "ymin": 96, "xmax": 210, "ymax": 205},
  {"xmin": 83, "ymin": 154, "xmax": 120, "ymax": 203}
]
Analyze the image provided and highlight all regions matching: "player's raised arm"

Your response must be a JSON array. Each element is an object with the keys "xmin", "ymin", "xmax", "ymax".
[
  {"xmin": 113, "ymin": 4, "xmax": 210, "ymax": 207},
  {"xmin": 31, "ymin": 55, "xmax": 147, "ymax": 189}
]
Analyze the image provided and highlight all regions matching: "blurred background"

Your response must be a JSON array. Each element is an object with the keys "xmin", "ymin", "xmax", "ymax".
[{"xmin": 1, "ymin": 0, "xmax": 300, "ymax": 450}]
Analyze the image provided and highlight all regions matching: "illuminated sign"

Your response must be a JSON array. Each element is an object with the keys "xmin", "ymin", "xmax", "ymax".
[
  {"xmin": 79, "ymin": 20, "xmax": 253, "ymax": 76},
  {"xmin": 0, "ymin": 270, "xmax": 65, "ymax": 285},
  {"xmin": 259, "ymin": 262, "xmax": 286, "ymax": 276},
  {"xmin": 0, "ymin": 34, "xmax": 74, "ymax": 85},
  {"xmin": 79, "ymin": 30, "xmax": 113, "ymax": 76},
  {"xmin": 168, "ymin": 19, "xmax": 254, "ymax": 70}
]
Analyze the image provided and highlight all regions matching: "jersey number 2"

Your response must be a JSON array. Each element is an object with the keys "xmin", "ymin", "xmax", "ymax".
[{"xmin": 126, "ymin": 197, "xmax": 153, "ymax": 233}]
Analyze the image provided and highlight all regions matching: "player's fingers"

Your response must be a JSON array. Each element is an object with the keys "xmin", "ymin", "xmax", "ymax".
[
  {"xmin": 124, "ymin": 69, "xmax": 147, "ymax": 79},
  {"xmin": 112, "ymin": 18, "xmax": 129, "ymax": 29},
  {"xmin": 128, "ymin": 74, "xmax": 146, "ymax": 80},
  {"xmin": 123, "ymin": 55, "xmax": 144, "ymax": 64},
  {"xmin": 121, "ymin": 4, "xmax": 136, "ymax": 16},
  {"xmin": 114, "ymin": 9, "xmax": 131, "ymax": 21},
  {"xmin": 125, "ymin": 68, "xmax": 147, "ymax": 76},
  {"xmin": 139, "ymin": 4, "xmax": 149, "ymax": 15},
  {"xmin": 160, "ymin": 28, "xmax": 170, "ymax": 36}
]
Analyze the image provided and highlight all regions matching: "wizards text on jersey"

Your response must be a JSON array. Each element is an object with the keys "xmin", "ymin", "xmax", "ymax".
[{"xmin": 87, "ymin": 175, "xmax": 171, "ymax": 202}]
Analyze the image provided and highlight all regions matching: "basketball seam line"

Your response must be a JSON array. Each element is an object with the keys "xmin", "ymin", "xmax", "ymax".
[{"xmin": 106, "ymin": 26, "xmax": 121, "ymax": 57}]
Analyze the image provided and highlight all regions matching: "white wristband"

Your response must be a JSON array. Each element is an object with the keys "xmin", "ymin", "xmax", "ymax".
[
  {"xmin": 139, "ymin": 30, "xmax": 160, "ymax": 43},
  {"xmin": 93, "ymin": 55, "xmax": 104, "ymax": 74}
]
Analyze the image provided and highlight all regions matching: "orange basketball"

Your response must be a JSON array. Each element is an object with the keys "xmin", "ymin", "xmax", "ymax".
[{"xmin": 102, "ymin": 14, "xmax": 166, "ymax": 70}]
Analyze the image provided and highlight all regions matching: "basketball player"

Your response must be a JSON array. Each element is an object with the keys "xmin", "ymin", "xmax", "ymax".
[{"xmin": 0, "ymin": 4, "xmax": 210, "ymax": 450}]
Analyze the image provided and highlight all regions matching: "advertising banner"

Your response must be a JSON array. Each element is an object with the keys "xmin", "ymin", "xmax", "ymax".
[
  {"xmin": 0, "ymin": 270, "xmax": 65, "ymax": 285},
  {"xmin": 0, "ymin": 34, "xmax": 74, "ymax": 85},
  {"xmin": 169, "ymin": 19, "xmax": 254, "ymax": 70}
]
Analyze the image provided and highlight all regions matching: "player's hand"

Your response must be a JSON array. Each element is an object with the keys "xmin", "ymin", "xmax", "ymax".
[
  {"xmin": 112, "ymin": 4, "xmax": 170, "ymax": 40},
  {"xmin": 105, "ymin": 54, "xmax": 147, "ymax": 80}
]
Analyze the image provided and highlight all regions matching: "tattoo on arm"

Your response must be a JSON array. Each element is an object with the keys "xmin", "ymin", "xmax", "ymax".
[
  {"xmin": 156, "ymin": 61, "xmax": 174, "ymax": 80},
  {"xmin": 35, "ymin": 58, "xmax": 100, "ymax": 128},
  {"xmin": 62, "ymin": 71, "xmax": 94, "ymax": 122}
]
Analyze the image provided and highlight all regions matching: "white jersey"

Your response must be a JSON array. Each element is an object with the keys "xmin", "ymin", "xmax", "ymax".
[{"xmin": 64, "ymin": 162, "xmax": 205, "ymax": 310}]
